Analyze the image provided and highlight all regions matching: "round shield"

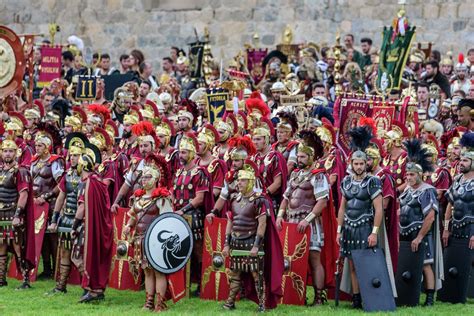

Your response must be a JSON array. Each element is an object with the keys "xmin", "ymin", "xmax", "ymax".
[
  {"xmin": 428, "ymin": 103, "xmax": 438, "ymax": 119},
  {"xmin": 0, "ymin": 26, "xmax": 26, "ymax": 97},
  {"xmin": 144, "ymin": 213, "xmax": 193, "ymax": 274}
]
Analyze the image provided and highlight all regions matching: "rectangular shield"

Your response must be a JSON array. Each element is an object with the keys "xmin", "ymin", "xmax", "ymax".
[
  {"xmin": 437, "ymin": 237, "xmax": 473, "ymax": 303},
  {"xmin": 8, "ymin": 202, "xmax": 49, "ymax": 282},
  {"xmin": 200, "ymin": 217, "xmax": 231, "ymax": 301},
  {"xmin": 102, "ymin": 73, "xmax": 135, "ymax": 101},
  {"xmin": 352, "ymin": 248, "xmax": 396, "ymax": 312},
  {"xmin": 108, "ymin": 207, "xmax": 141, "ymax": 291},
  {"xmin": 278, "ymin": 222, "xmax": 310, "ymax": 305},
  {"xmin": 395, "ymin": 240, "xmax": 426, "ymax": 306}
]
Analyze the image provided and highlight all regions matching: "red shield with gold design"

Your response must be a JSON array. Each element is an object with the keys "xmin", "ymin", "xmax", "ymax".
[
  {"xmin": 278, "ymin": 222, "xmax": 310, "ymax": 305},
  {"xmin": 8, "ymin": 202, "xmax": 49, "ymax": 281},
  {"xmin": 108, "ymin": 207, "xmax": 141, "ymax": 291},
  {"xmin": 200, "ymin": 217, "xmax": 231, "ymax": 301}
]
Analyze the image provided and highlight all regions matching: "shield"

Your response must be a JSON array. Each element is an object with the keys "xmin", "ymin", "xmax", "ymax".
[
  {"xmin": 246, "ymin": 48, "xmax": 267, "ymax": 85},
  {"xmin": 468, "ymin": 259, "xmax": 474, "ymax": 298},
  {"xmin": 144, "ymin": 213, "xmax": 193, "ymax": 274},
  {"xmin": 278, "ymin": 222, "xmax": 310, "ymax": 305},
  {"xmin": 0, "ymin": 26, "xmax": 27, "ymax": 97},
  {"xmin": 200, "ymin": 217, "xmax": 231, "ymax": 301},
  {"xmin": 108, "ymin": 207, "xmax": 141, "ymax": 291},
  {"xmin": 395, "ymin": 240, "xmax": 426, "ymax": 306},
  {"xmin": 8, "ymin": 202, "xmax": 49, "ymax": 281},
  {"xmin": 437, "ymin": 237, "xmax": 473, "ymax": 303},
  {"xmin": 206, "ymin": 88, "xmax": 229, "ymax": 125},
  {"xmin": 352, "ymin": 248, "xmax": 396, "ymax": 312}
]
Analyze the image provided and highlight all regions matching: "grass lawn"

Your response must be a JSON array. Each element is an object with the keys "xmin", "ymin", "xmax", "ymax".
[{"xmin": 0, "ymin": 277, "xmax": 472, "ymax": 315}]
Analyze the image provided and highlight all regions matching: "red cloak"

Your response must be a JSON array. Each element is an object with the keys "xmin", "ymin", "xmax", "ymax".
[
  {"xmin": 317, "ymin": 171, "xmax": 339, "ymax": 288},
  {"xmin": 81, "ymin": 174, "xmax": 113, "ymax": 291},
  {"xmin": 377, "ymin": 167, "xmax": 399, "ymax": 272},
  {"xmin": 20, "ymin": 166, "xmax": 36, "ymax": 271}
]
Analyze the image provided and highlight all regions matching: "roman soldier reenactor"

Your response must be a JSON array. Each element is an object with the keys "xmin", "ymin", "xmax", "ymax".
[
  {"xmin": 440, "ymin": 132, "xmax": 474, "ymax": 304},
  {"xmin": 382, "ymin": 121, "xmax": 409, "ymax": 193},
  {"xmin": 251, "ymin": 119, "xmax": 288, "ymax": 211},
  {"xmin": 273, "ymin": 110, "xmax": 299, "ymax": 174},
  {"xmin": 0, "ymin": 139, "xmax": 35, "ymax": 289},
  {"xmin": 155, "ymin": 117, "xmax": 180, "ymax": 177},
  {"xmin": 315, "ymin": 119, "xmax": 346, "ymax": 210},
  {"xmin": 118, "ymin": 107, "xmax": 142, "ymax": 159},
  {"xmin": 277, "ymin": 130, "xmax": 338, "ymax": 305},
  {"xmin": 5, "ymin": 112, "xmax": 35, "ymax": 167},
  {"xmin": 222, "ymin": 159, "xmax": 284, "ymax": 312},
  {"xmin": 123, "ymin": 154, "xmax": 174, "ymax": 311},
  {"xmin": 336, "ymin": 126, "xmax": 384, "ymax": 309},
  {"xmin": 48, "ymin": 135, "xmax": 85, "ymax": 293},
  {"xmin": 214, "ymin": 113, "xmax": 238, "ymax": 162},
  {"xmin": 196, "ymin": 123, "xmax": 227, "ymax": 199},
  {"xmin": 173, "ymin": 132, "xmax": 214, "ymax": 295},
  {"xmin": 111, "ymin": 121, "xmax": 158, "ymax": 212},
  {"xmin": 396, "ymin": 139, "xmax": 442, "ymax": 307},
  {"xmin": 71, "ymin": 149, "xmax": 113, "ymax": 303},
  {"xmin": 31, "ymin": 128, "xmax": 65, "ymax": 279},
  {"xmin": 366, "ymin": 138, "xmax": 399, "ymax": 271},
  {"xmin": 207, "ymin": 135, "xmax": 257, "ymax": 220}
]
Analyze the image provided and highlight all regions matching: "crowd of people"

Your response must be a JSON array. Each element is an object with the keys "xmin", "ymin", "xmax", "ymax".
[{"xmin": 0, "ymin": 30, "xmax": 473, "ymax": 313}]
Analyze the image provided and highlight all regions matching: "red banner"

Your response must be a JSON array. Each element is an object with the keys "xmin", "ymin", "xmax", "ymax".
[
  {"xmin": 371, "ymin": 104, "xmax": 395, "ymax": 139},
  {"xmin": 336, "ymin": 95, "xmax": 395, "ymax": 157},
  {"xmin": 246, "ymin": 48, "xmax": 267, "ymax": 85},
  {"xmin": 38, "ymin": 46, "xmax": 62, "ymax": 87},
  {"xmin": 336, "ymin": 97, "xmax": 372, "ymax": 157}
]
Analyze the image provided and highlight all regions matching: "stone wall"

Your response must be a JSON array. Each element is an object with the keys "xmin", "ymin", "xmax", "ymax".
[{"xmin": 2, "ymin": 0, "xmax": 473, "ymax": 70}]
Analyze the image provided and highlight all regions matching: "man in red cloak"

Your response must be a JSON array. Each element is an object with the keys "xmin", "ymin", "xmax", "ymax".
[{"xmin": 71, "ymin": 151, "xmax": 113, "ymax": 303}]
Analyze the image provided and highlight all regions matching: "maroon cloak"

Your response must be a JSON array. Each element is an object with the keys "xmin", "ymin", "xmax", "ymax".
[
  {"xmin": 80, "ymin": 173, "xmax": 113, "ymax": 291},
  {"xmin": 376, "ymin": 167, "xmax": 399, "ymax": 272},
  {"xmin": 19, "ymin": 166, "xmax": 36, "ymax": 271}
]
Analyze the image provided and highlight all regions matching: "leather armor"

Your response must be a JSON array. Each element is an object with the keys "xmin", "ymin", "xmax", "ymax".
[
  {"xmin": 341, "ymin": 175, "xmax": 381, "ymax": 226},
  {"xmin": 399, "ymin": 187, "xmax": 426, "ymax": 237},
  {"xmin": 448, "ymin": 176, "xmax": 474, "ymax": 238},
  {"xmin": 131, "ymin": 196, "xmax": 160, "ymax": 235},
  {"xmin": 230, "ymin": 193, "xmax": 268, "ymax": 240}
]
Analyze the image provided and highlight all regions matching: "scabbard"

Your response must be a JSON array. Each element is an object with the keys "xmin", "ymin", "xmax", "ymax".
[{"xmin": 230, "ymin": 249, "xmax": 265, "ymax": 257}]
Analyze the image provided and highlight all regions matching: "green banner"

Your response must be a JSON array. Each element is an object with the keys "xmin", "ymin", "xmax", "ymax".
[{"xmin": 377, "ymin": 25, "xmax": 416, "ymax": 93}]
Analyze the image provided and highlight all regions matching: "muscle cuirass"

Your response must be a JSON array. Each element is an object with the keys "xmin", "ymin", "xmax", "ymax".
[
  {"xmin": 133, "ymin": 197, "xmax": 160, "ymax": 235},
  {"xmin": 31, "ymin": 159, "xmax": 55, "ymax": 196},
  {"xmin": 450, "ymin": 177, "xmax": 474, "ymax": 238},
  {"xmin": 399, "ymin": 188, "xmax": 424, "ymax": 236},
  {"xmin": 287, "ymin": 170, "xmax": 315, "ymax": 221},
  {"xmin": 0, "ymin": 167, "xmax": 19, "ymax": 210},
  {"xmin": 341, "ymin": 176, "xmax": 375, "ymax": 225},
  {"xmin": 231, "ymin": 195, "xmax": 259, "ymax": 239}
]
